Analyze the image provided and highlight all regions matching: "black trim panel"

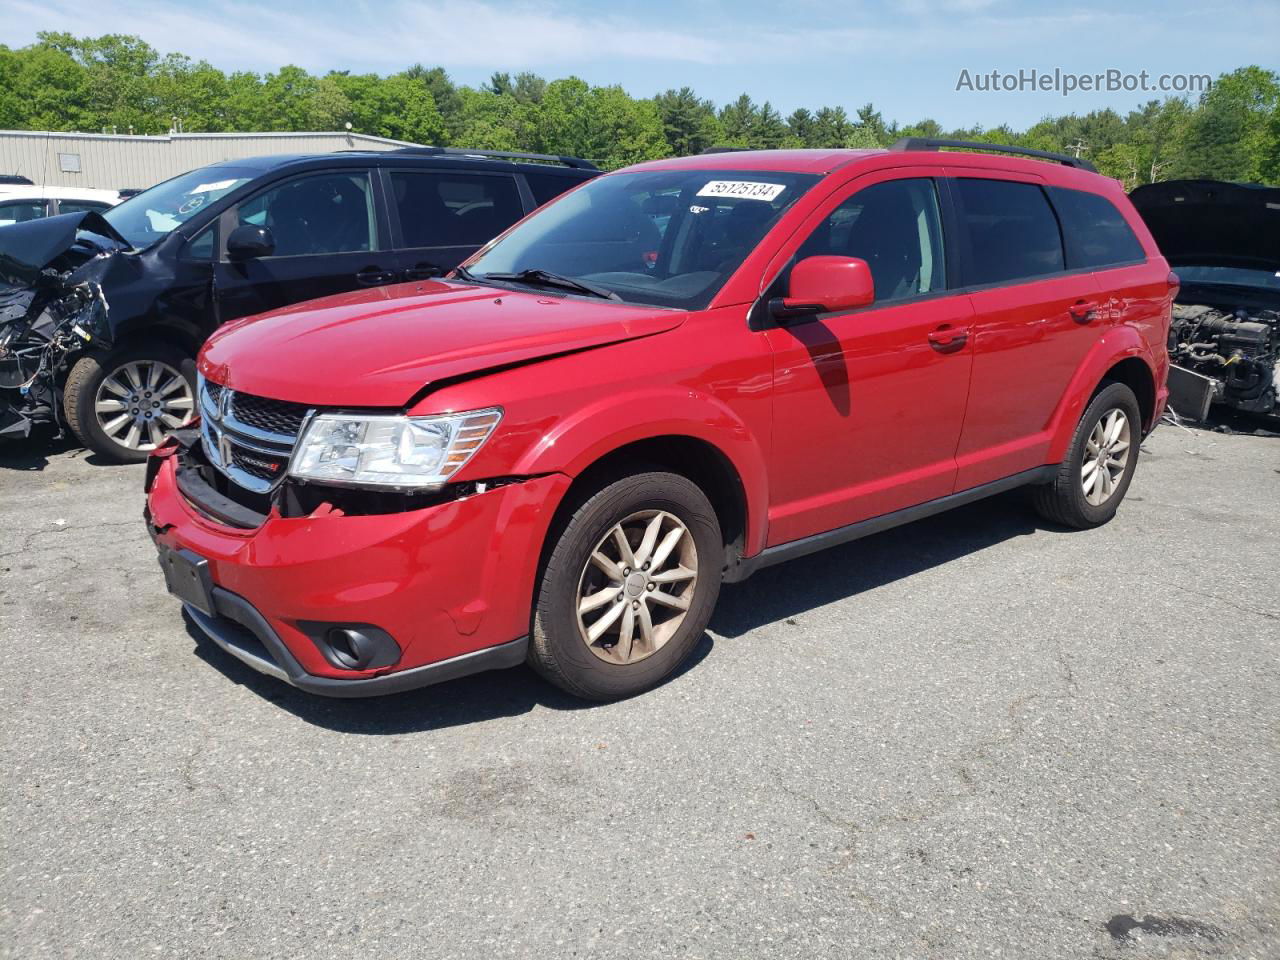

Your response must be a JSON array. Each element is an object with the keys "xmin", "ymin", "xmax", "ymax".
[
  {"xmin": 725, "ymin": 465, "xmax": 1057, "ymax": 582},
  {"xmin": 185, "ymin": 586, "xmax": 529, "ymax": 698}
]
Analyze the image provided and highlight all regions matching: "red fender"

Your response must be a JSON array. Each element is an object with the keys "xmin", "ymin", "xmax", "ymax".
[
  {"xmin": 1045, "ymin": 325, "xmax": 1158, "ymax": 463},
  {"xmin": 513, "ymin": 387, "xmax": 772, "ymax": 557}
]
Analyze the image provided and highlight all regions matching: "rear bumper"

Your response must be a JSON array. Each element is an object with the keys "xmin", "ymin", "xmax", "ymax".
[{"xmin": 146, "ymin": 447, "xmax": 570, "ymax": 696}]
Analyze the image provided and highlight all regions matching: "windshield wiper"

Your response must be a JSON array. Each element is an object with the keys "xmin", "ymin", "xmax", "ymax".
[
  {"xmin": 478, "ymin": 268, "xmax": 620, "ymax": 301},
  {"xmin": 452, "ymin": 264, "xmax": 482, "ymax": 282}
]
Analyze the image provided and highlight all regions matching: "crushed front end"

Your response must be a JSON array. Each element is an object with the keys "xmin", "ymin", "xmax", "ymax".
[
  {"xmin": 0, "ymin": 212, "xmax": 127, "ymax": 439},
  {"xmin": 144, "ymin": 378, "xmax": 568, "ymax": 697}
]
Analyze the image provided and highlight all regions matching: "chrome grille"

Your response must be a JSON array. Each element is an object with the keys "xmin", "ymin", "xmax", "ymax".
[{"xmin": 198, "ymin": 374, "xmax": 312, "ymax": 494}]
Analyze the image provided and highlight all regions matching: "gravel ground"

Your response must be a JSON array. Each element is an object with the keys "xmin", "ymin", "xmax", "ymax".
[{"xmin": 1, "ymin": 420, "xmax": 1277, "ymax": 960}]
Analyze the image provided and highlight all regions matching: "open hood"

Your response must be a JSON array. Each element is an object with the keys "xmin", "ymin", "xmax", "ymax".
[
  {"xmin": 1129, "ymin": 179, "xmax": 1280, "ymax": 273},
  {"xmin": 199, "ymin": 280, "xmax": 687, "ymax": 408},
  {"xmin": 0, "ymin": 211, "xmax": 129, "ymax": 288}
]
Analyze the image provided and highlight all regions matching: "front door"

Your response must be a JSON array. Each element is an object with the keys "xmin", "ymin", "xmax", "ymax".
[
  {"xmin": 213, "ymin": 169, "xmax": 397, "ymax": 323},
  {"xmin": 764, "ymin": 173, "xmax": 974, "ymax": 546}
]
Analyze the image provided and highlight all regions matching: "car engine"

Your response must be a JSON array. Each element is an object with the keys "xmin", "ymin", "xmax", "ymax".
[{"xmin": 1169, "ymin": 303, "xmax": 1278, "ymax": 417}]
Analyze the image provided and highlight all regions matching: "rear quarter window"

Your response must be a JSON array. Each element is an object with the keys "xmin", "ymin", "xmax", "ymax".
[
  {"xmin": 1048, "ymin": 187, "xmax": 1146, "ymax": 269},
  {"xmin": 953, "ymin": 178, "xmax": 1066, "ymax": 286}
]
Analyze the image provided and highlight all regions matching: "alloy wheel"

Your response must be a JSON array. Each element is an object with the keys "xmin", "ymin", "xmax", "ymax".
[
  {"xmin": 576, "ymin": 510, "xmax": 699, "ymax": 665},
  {"xmin": 94, "ymin": 360, "xmax": 194, "ymax": 452},
  {"xmin": 1081, "ymin": 407, "xmax": 1131, "ymax": 506}
]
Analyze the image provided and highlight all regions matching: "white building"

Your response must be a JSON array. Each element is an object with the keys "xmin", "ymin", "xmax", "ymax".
[{"xmin": 0, "ymin": 130, "xmax": 426, "ymax": 192}]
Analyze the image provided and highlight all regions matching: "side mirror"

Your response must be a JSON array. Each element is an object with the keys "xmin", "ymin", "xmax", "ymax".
[
  {"xmin": 773, "ymin": 256, "xmax": 875, "ymax": 318},
  {"xmin": 226, "ymin": 224, "xmax": 275, "ymax": 261}
]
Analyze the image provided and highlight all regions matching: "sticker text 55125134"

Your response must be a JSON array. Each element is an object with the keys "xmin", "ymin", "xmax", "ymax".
[{"xmin": 695, "ymin": 181, "xmax": 786, "ymax": 202}]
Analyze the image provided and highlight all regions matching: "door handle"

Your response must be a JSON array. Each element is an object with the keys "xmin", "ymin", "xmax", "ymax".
[
  {"xmin": 927, "ymin": 325, "xmax": 968, "ymax": 354},
  {"xmin": 1069, "ymin": 300, "xmax": 1099, "ymax": 323},
  {"xmin": 404, "ymin": 263, "xmax": 443, "ymax": 280},
  {"xmin": 356, "ymin": 267, "xmax": 397, "ymax": 286}
]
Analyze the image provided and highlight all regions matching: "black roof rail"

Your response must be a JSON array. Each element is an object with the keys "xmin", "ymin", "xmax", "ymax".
[
  {"xmin": 387, "ymin": 146, "xmax": 598, "ymax": 170},
  {"xmin": 889, "ymin": 137, "xmax": 1097, "ymax": 172},
  {"xmin": 700, "ymin": 146, "xmax": 753, "ymax": 155}
]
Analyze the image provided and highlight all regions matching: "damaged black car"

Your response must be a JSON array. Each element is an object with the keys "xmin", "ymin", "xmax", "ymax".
[
  {"xmin": 0, "ymin": 150, "xmax": 598, "ymax": 462},
  {"xmin": 1131, "ymin": 179, "xmax": 1280, "ymax": 421}
]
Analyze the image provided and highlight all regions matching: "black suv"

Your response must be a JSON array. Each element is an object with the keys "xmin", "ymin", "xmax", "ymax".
[{"xmin": 0, "ymin": 148, "xmax": 598, "ymax": 461}]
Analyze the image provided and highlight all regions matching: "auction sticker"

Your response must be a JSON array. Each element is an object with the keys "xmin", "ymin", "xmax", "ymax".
[{"xmin": 696, "ymin": 181, "xmax": 786, "ymax": 202}]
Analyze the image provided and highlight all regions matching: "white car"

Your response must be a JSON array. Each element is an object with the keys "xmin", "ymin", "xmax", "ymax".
[{"xmin": 0, "ymin": 186, "xmax": 123, "ymax": 226}]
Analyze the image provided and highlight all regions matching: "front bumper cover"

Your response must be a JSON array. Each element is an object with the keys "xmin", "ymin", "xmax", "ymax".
[
  {"xmin": 146, "ymin": 442, "xmax": 570, "ymax": 697},
  {"xmin": 183, "ymin": 586, "xmax": 527, "ymax": 697}
]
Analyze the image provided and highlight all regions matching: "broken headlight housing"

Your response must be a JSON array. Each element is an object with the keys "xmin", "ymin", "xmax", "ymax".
[{"xmin": 289, "ymin": 408, "xmax": 502, "ymax": 491}]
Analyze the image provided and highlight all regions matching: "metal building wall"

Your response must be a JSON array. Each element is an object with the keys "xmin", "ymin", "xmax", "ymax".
[{"xmin": 0, "ymin": 131, "xmax": 425, "ymax": 191}]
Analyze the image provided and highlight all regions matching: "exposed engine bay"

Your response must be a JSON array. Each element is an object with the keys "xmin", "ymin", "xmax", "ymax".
[
  {"xmin": 0, "ymin": 212, "xmax": 126, "ymax": 439},
  {"xmin": 1129, "ymin": 178, "xmax": 1280, "ymax": 422},
  {"xmin": 1169, "ymin": 302, "xmax": 1278, "ymax": 418}
]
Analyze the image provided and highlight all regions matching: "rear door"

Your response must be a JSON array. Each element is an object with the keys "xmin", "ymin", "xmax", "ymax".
[
  {"xmin": 382, "ymin": 168, "xmax": 527, "ymax": 280},
  {"xmin": 949, "ymin": 173, "xmax": 1102, "ymax": 490},
  {"xmin": 764, "ymin": 171, "xmax": 975, "ymax": 545},
  {"xmin": 212, "ymin": 168, "xmax": 395, "ymax": 323}
]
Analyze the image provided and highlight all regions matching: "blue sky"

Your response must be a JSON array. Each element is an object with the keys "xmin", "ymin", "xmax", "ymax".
[{"xmin": 2, "ymin": 0, "xmax": 1276, "ymax": 129}]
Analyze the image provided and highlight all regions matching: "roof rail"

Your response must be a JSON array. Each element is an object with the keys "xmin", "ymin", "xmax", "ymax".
[
  {"xmin": 889, "ymin": 137, "xmax": 1097, "ymax": 172},
  {"xmin": 700, "ymin": 146, "xmax": 753, "ymax": 155},
  {"xmin": 388, "ymin": 146, "xmax": 598, "ymax": 170}
]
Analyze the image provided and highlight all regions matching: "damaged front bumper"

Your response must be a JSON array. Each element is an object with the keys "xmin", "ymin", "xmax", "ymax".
[{"xmin": 145, "ymin": 431, "xmax": 570, "ymax": 697}]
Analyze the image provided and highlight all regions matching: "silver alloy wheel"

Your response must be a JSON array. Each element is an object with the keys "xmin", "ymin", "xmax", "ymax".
[
  {"xmin": 1081, "ymin": 407, "xmax": 1131, "ymax": 506},
  {"xmin": 93, "ymin": 360, "xmax": 194, "ymax": 452},
  {"xmin": 576, "ymin": 509, "xmax": 698, "ymax": 665}
]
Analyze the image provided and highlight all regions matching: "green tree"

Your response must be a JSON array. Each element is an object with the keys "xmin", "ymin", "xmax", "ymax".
[
  {"xmin": 655, "ymin": 87, "xmax": 720, "ymax": 155},
  {"xmin": 718, "ymin": 94, "xmax": 758, "ymax": 146}
]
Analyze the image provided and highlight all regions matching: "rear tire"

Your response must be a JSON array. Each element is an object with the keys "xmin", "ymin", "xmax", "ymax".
[
  {"xmin": 64, "ymin": 343, "xmax": 196, "ymax": 464},
  {"xmin": 1031, "ymin": 381, "xmax": 1141, "ymax": 529},
  {"xmin": 529, "ymin": 472, "xmax": 723, "ymax": 701}
]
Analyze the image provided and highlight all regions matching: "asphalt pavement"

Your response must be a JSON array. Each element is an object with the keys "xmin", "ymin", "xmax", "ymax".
[{"xmin": 1, "ymin": 420, "xmax": 1277, "ymax": 959}]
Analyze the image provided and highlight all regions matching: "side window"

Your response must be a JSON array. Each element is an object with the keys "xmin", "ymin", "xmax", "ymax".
[
  {"xmin": 523, "ymin": 171, "xmax": 581, "ymax": 208},
  {"xmin": 953, "ymin": 178, "xmax": 1065, "ymax": 286},
  {"xmin": 1047, "ymin": 187, "xmax": 1146, "ymax": 269},
  {"xmin": 58, "ymin": 200, "xmax": 111, "ymax": 216},
  {"xmin": 0, "ymin": 200, "xmax": 46, "ymax": 225},
  {"xmin": 798, "ymin": 178, "xmax": 947, "ymax": 302},
  {"xmin": 233, "ymin": 172, "xmax": 376, "ymax": 258},
  {"xmin": 390, "ymin": 172, "xmax": 523, "ymax": 248},
  {"xmin": 184, "ymin": 224, "xmax": 215, "ymax": 261}
]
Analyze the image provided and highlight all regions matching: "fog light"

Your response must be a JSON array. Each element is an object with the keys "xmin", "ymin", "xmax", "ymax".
[{"xmin": 299, "ymin": 622, "xmax": 401, "ymax": 671}]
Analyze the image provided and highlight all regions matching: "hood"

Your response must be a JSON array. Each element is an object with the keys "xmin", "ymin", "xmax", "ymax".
[
  {"xmin": 1129, "ymin": 179, "xmax": 1280, "ymax": 273},
  {"xmin": 199, "ymin": 280, "xmax": 687, "ymax": 407},
  {"xmin": 0, "ymin": 211, "xmax": 129, "ymax": 287}
]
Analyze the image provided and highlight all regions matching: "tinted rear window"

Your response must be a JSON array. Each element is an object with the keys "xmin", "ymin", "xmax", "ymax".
[
  {"xmin": 523, "ymin": 171, "xmax": 586, "ymax": 208},
  {"xmin": 390, "ymin": 171, "xmax": 523, "ymax": 248},
  {"xmin": 953, "ymin": 178, "xmax": 1065, "ymax": 286},
  {"xmin": 1048, "ymin": 187, "xmax": 1146, "ymax": 269}
]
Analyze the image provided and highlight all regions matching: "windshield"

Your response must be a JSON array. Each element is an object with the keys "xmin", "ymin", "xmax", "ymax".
[
  {"xmin": 1175, "ymin": 265, "xmax": 1280, "ymax": 291},
  {"xmin": 465, "ymin": 169, "xmax": 819, "ymax": 310},
  {"xmin": 102, "ymin": 167, "xmax": 254, "ymax": 249}
]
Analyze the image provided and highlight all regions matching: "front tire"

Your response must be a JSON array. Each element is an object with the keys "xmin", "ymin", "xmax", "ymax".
[
  {"xmin": 1031, "ymin": 381, "xmax": 1141, "ymax": 529},
  {"xmin": 64, "ymin": 344, "xmax": 197, "ymax": 464},
  {"xmin": 529, "ymin": 472, "xmax": 724, "ymax": 701}
]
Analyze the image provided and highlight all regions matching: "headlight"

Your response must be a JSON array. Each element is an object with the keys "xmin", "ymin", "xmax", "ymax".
[{"xmin": 289, "ymin": 408, "xmax": 502, "ymax": 490}]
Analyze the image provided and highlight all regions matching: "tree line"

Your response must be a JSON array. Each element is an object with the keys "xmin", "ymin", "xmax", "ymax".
[{"xmin": 1, "ymin": 33, "xmax": 1277, "ymax": 185}]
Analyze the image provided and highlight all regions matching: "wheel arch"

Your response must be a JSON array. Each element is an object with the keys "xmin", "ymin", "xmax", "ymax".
[{"xmin": 1046, "ymin": 328, "xmax": 1159, "ymax": 463}]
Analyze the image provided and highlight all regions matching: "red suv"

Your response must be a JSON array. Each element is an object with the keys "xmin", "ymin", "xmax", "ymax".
[{"xmin": 146, "ymin": 139, "xmax": 1172, "ymax": 701}]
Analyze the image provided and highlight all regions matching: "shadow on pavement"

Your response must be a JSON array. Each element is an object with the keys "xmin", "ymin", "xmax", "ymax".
[
  {"xmin": 187, "ymin": 618, "xmax": 715, "ymax": 735},
  {"xmin": 185, "ymin": 490, "xmax": 1056, "ymax": 734},
  {"xmin": 712, "ymin": 490, "xmax": 1044, "ymax": 638}
]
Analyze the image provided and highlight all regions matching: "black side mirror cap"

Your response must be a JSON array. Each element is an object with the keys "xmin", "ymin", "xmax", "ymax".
[{"xmin": 226, "ymin": 224, "xmax": 275, "ymax": 261}]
